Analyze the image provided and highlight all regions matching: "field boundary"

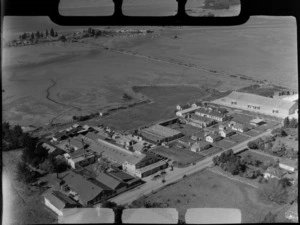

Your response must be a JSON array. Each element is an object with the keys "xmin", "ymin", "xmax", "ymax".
[{"xmin": 208, "ymin": 167, "xmax": 259, "ymax": 189}]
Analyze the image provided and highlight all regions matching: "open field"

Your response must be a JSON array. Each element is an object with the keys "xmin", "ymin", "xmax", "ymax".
[
  {"xmin": 98, "ymin": 85, "xmax": 207, "ymax": 131},
  {"xmin": 130, "ymin": 168, "xmax": 280, "ymax": 222},
  {"xmin": 2, "ymin": 150, "xmax": 57, "ymax": 225},
  {"xmin": 213, "ymin": 139, "xmax": 236, "ymax": 149},
  {"xmin": 151, "ymin": 146, "xmax": 205, "ymax": 166},
  {"xmin": 244, "ymin": 129, "xmax": 261, "ymax": 137},
  {"xmin": 3, "ymin": 16, "xmax": 297, "ymax": 127},
  {"xmin": 229, "ymin": 133, "xmax": 249, "ymax": 143}
]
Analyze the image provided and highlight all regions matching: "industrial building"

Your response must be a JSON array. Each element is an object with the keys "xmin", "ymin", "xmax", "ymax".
[
  {"xmin": 185, "ymin": 114, "xmax": 216, "ymax": 128},
  {"xmin": 139, "ymin": 124, "xmax": 183, "ymax": 144},
  {"xmin": 212, "ymin": 91, "xmax": 298, "ymax": 119}
]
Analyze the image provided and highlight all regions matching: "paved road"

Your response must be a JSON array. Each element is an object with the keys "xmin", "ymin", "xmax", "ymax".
[{"xmin": 105, "ymin": 125, "xmax": 279, "ymax": 206}]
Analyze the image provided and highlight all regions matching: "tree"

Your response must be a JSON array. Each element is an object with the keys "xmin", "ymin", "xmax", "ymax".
[
  {"xmin": 59, "ymin": 35, "xmax": 67, "ymax": 42},
  {"xmin": 16, "ymin": 161, "xmax": 39, "ymax": 184},
  {"xmin": 247, "ymin": 141, "xmax": 258, "ymax": 149},
  {"xmin": 289, "ymin": 118, "xmax": 298, "ymax": 128},
  {"xmin": 30, "ymin": 32, "xmax": 35, "ymax": 40},
  {"xmin": 50, "ymin": 28, "xmax": 55, "ymax": 37},
  {"xmin": 283, "ymin": 117, "xmax": 290, "ymax": 128},
  {"xmin": 259, "ymin": 178, "xmax": 289, "ymax": 204},
  {"xmin": 271, "ymin": 127, "xmax": 287, "ymax": 137},
  {"xmin": 46, "ymin": 29, "xmax": 49, "ymax": 36},
  {"xmin": 39, "ymin": 159, "xmax": 54, "ymax": 173},
  {"xmin": 36, "ymin": 31, "xmax": 40, "ymax": 38}
]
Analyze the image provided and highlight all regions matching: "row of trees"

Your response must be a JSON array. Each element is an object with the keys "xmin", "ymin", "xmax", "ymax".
[
  {"xmin": 72, "ymin": 112, "xmax": 99, "ymax": 121},
  {"xmin": 19, "ymin": 28, "xmax": 58, "ymax": 41}
]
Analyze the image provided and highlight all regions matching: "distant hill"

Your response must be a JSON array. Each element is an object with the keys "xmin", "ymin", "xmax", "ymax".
[{"xmin": 203, "ymin": 0, "xmax": 240, "ymax": 10}]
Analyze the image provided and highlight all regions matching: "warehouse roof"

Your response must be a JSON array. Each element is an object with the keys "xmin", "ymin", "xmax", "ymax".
[
  {"xmin": 220, "ymin": 91, "xmax": 296, "ymax": 110},
  {"xmin": 63, "ymin": 171, "xmax": 104, "ymax": 204},
  {"xmin": 95, "ymin": 173, "xmax": 122, "ymax": 190}
]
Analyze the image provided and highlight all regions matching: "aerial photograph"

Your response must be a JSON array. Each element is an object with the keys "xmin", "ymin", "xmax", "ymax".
[{"xmin": 2, "ymin": 0, "xmax": 298, "ymax": 224}]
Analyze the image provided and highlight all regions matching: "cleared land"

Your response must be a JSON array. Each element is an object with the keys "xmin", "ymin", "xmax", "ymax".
[
  {"xmin": 214, "ymin": 139, "xmax": 236, "ymax": 149},
  {"xmin": 130, "ymin": 168, "xmax": 280, "ymax": 222},
  {"xmin": 229, "ymin": 133, "xmax": 249, "ymax": 143},
  {"xmin": 99, "ymin": 85, "xmax": 207, "ymax": 131},
  {"xmin": 3, "ymin": 16, "xmax": 297, "ymax": 127}
]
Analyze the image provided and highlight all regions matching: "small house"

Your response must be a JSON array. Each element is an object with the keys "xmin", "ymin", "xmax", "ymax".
[
  {"xmin": 263, "ymin": 167, "xmax": 285, "ymax": 180},
  {"xmin": 229, "ymin": 121, "xmax": 249, "ymax": 133},
  {"xmin": 176, "ymin": 104, "xmax": 190, "ymax": 111},
  {"xmin": 206, "ymin": 133, "xmax": 222, "ymax": 143},
  {"xmin": 219, "ymin": 129, "xmax": 235, "ymax": 138},
  {"xmin": 250, "ymin": 118, "xmax": 265, "ymax": 127},
  {"xmin": 191, "ymin": 141, "xmax": 211, "ymax": 152}
]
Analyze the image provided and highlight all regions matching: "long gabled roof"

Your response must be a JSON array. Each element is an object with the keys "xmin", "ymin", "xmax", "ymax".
[
  {"xmin": 223, "ymin": 91, "xmax": 296, "ymax": 110},
  {"xmin": 63, "ymin": 171, "xmax": 104, "ymax": 204},
  {"xmin": 43, "ymin": 190, "xmax": 78, "ymax": 210},
  {"xmin": 95, "ymin": 173, "xmax": 122, "ymax": 190}
]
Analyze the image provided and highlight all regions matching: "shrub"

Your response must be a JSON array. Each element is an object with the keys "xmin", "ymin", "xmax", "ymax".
[{"xmin": 247, "ymin": 141, "xmax": 258, "ymax": 149}]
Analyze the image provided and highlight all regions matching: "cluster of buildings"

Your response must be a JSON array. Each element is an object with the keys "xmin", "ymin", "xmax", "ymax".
[
  {"xmin": 43, "ymin": 169, "xmax": 142, "ymax": 215},
  {"xmin": 41, "ymin": 123, "xmax": 170, "ymax": 215}
]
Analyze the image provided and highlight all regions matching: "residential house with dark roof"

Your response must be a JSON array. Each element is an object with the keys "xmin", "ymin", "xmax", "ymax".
[
  {"xmin": 206, "ymin": 133, "xmax": 222, "ymax": 143},
  {"xmin": 228, "ymin": 118, "xmax": 249, "ymax": 133},
  {"xmin": 43, "ymin": 189, "xmax": 80, "ymax": 216},
  {"xmin": 176, "ymin": 104, "xmax": 190, "ymax": 111},
  {"xmin": 219, "ymin": 129, "xmax": 235, "ymax": 138}
]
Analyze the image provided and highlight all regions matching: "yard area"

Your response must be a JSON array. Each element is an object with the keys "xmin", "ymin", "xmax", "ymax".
[
  {"xmin": 244, "ymin": 129, "xmax": 261, "ymax": 137},
  {"xmin": 166, "ymin": 123, "xmax": 200, "ymax": 136},
  {"xmin": 237, "ymin": 149, "xmax": 276, "ymax": 165},
  {"xmin": 2, "ymin": 150, "xmax": 57, "ymax": 225},
  {"xmin": 213, "ymin": 139, "xmax": 236, "ymax": 149},
  {"xmin": 199, "ymin": 146, "xmax": 223, "ymax": 157},
  {"xmin": 151, "ymin": 146, "xmax": 205, "ymax": 167},
  {"xmin": 228, "ymin": 133, "xmax": 249, "ymax": 143},
  {"xmin": 130, "ymin": 168, "xmax": 281, "ymax": 223}
]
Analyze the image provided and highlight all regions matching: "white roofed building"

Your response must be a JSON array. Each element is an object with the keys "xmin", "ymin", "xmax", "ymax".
[{"xmin": 212, "ymin": 91, "xmax": 298, "ymax": 118}]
